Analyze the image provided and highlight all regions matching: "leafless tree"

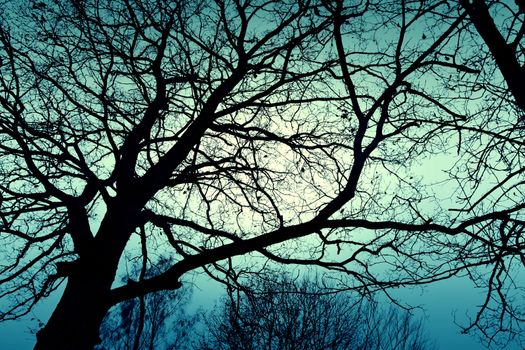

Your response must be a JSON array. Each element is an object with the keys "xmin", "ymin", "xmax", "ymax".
[
  {"xmin": 0, "ymin": 0, "xmax": 523, "ymax": 349},
  {"xmin": 200, "ymin": 273, "xmax": 435, "ymax": 350}
]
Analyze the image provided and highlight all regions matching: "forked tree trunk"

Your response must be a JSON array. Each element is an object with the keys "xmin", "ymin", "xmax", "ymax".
[{"xmin": 33, "ymin": 198, "xmax": 143, "ymax": 349}]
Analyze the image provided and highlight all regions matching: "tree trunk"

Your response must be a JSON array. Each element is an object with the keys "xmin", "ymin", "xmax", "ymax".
[
  {"xmin": 34, "ymin": 264, "xmax": 114, "ymax": 350},
  {"xmin": 34, "ymin": 194, "xmax": 148, "ymax": 349}
]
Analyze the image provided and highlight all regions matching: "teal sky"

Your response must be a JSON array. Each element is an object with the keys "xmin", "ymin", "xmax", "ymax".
[{"xmin": 1, "ymin": 1, "xmax": 524, "ymax": 349}]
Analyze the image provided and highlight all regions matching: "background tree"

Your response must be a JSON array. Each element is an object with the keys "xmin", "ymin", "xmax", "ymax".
[
  {"xmin": 0, "ymin": 0, "xmax": 523, "ymax": 349},
  {"xmin": 95, "ymin": 272, "xmax": 435, "ymax": 350},
  {"xmin": 200, "ymin": 273, "xmax": 435, "ymax": 350},
  {"xmin": 96, "ymin": 258, "xmax": 197, "ymax": 350}
]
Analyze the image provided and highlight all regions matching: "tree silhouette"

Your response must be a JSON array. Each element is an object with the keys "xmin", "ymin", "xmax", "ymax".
[
  {"xmin": 0, "ymin": 0, "xmax": 523, "ymax": 349},
  {"xmin": 200, "ymin": 274, "xmax": 435, "ymax": 350}
]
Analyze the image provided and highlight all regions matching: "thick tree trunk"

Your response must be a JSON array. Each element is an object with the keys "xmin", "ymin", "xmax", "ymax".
[
  {"xmin": 34, "ymin": 193, "xmax": 148, "ymax": 349},
  {"xmin": 34, "ymin": 263, "xmax": 114, "ymax": 350}
]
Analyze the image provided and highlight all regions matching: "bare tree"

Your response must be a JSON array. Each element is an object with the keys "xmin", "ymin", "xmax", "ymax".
[
  {"xmin": 0, "ymin": 0, "xmax": 523, "ymax": 349},
  {"xmin": 200, "ymin": 273, "xmax": 435, "ymax": 350}
]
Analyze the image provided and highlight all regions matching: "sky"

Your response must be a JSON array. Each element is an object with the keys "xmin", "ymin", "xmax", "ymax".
[{"xmin": 1, "ymin": 1, "xmax": 524, "ymax": 350}]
